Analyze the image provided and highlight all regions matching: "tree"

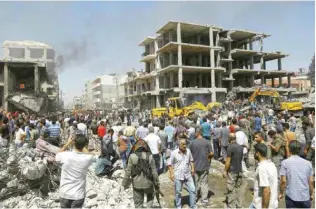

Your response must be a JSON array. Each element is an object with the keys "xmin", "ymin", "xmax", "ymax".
[{"xmin": 308, "ymin": 55, "xmax": 315, "ymax": 86}]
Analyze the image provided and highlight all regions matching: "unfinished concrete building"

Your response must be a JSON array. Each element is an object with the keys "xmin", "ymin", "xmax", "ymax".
[
  {"xmin": 123, "ymin": 21, "xmax": 295, "ymax": 110},
  {"xmin": 0, "ymin": 41, "xmax": 60, "ymax": 113}
]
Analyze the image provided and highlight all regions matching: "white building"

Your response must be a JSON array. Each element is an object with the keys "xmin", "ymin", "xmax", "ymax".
[{"xmin": 91, "ymin": 74, "xmax": 127, "ymax": 109}]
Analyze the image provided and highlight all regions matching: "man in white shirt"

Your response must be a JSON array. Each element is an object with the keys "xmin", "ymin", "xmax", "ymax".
[
  {"xmin": 15, "ymin": 122, "xmax": 26, "ymax": 148},
  {"xmin": 235, "ymin": 127, "xmax": 249, "ymax": 173},
  {"xmin": 250, "ymin": 143, "xmax": 278, "ymax": 209},
  {"xmin": 144, "ymin": 126, "xmax": 161, "ymax": 171},
  {"xmin": 268, "ymin": 109, "xmax": 274, "ymax": 124},
  {"xmin": 55, "ymin": 134, "xmax": 98, "ymax": 208}
]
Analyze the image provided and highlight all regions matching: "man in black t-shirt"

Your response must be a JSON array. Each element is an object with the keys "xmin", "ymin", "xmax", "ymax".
[{"xmin": 223, "ymin": 133, "xmax": 244, "ymax": 208}]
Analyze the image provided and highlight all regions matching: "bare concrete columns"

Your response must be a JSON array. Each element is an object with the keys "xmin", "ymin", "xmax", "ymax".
[
  {"xmin": 34, "ymin": 65, "xmax": 39, "ymax": 94},
  {"xmin": 278, "ymin": 58, "xmax": 282, "ymax": 71},
  {"xmin": 259, "ymin": 37, "xmax": 263, "ymax": 51},
  {"xmin": 177, "ymin": 23, "xmax": 182, "ymax": 43},
  {"xmin": 178, "ymin": 68, "xmax": 183, "ymax": 88},
  {"xmin": 250, "ymin": 75, "xmax": 255, "ymax": 87},
  {"xmin": 155, "ymin": 40, "xmax": 160, "ymax": 69},
  {"xmin": 249, "ymin": 38, "xmax": 253, "ymax": 50},
  {"xmin": 3, "ymin": 63, "xmax": 8, "ymax": 110},
  {"xmin": 169, "ymin": 31, "xmax": 173, "ymax": 42},
  {"xmin": 209, "ymin": 27, "xmax": 215, "ymax": 69},
  {"xmin": 155, "ymin": 76, "xmax": 160, "ymax": 91},
  {"xmin": 170, "ymin": 72, "xmax": 174, "ymax": 88},
  {"xmin": 217, "ymin": 72, "xmax": 222, "ymax": 88},
  {"xmin": 260, "ymin": 55, "xmax": 264, "ymax": 69},
  {"xmin": 211, "ymin": 70, "xmax": 215, "ymax": 88},
  {"xmin": 169, "ymin": 52, "xmax": 173, "ymax": 66},
  {"xmin": 209, "ymin": 27, "xmax": 214, "ymax": 47},
  {"xmin": 215, "ymin": 32, "xmax": 219, "ymax": 46},
  {"xmin": 156, "ymin": 96, "xmax": 160, "ymax": 108},
  {"xmin": 163, "ymin": 73, "xmax": 167, "ymax": 89},
  {"xmin": 177, "ymin": 23, "xmax": 183, "ymax": 88},
  {"xmin": 249, "ymin": 56, "xmax": 254, "ymax": 69},
  {"xmin": 263, "ymin": 61, "xmax": 266, "ymax": 70},
  {"xmin": 287, "ymin": 75, "xmax": 291, "ymax": 88},
  {"xmin": 261, "ymin": 75, "xmax": 265, "ymax": 85},
  {"xmin": 272, "ymin": 78, "xmax": 275, "ymax": 88},
  {"xmin": 216, "ymin": 51, "xmax": 221, "ymax": 67}
]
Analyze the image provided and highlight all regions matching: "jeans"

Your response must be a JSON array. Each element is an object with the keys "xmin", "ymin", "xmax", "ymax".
[
  {"xmin": 133, "ymin": 187, "xmax": 154, "ymax": 208},
  {"xmin": 285, "ymin": 195, "xmax": 311, "ymax": 208},
  {"xmin": 194, "ymin": 170, "xmax": 209, "ymax": 202},
  {"xmin": 168, "ymin": 142, "xmax": 174, "ymax": 150},
  {"xmin": 128, "ymin": 136, "xmax": 135, "ymax": 146},
  {"xmin": 249, "ymin": 202, "xmax": 256, "ymax": 209},
  {"xmin": 203, "ymin": 136, "xmax": 210, "ymax": 140},
  {"xmin": 60, "ymin": 198, "xmax": 84, "ymax": 208},
  {"xmin": 213, "ymin": 138, "xmax": 221, "ymax": 160},
  {"xmin": 175, "ymin": 176, "xmax": 196, "ymax": 209},
  {"xmin": 267, "ymin": 115, "xmax": 273, "ymax": 124},
  {"xmin": 120, "ymin": 150, "xmax": 128, "ymax": 168},
  {"xmin": 221, "ymin": 146, "xmax": 228, "ymax": 161},
  {"xmin": 152, "ymin": 154, "xmax": 160, "ymax": 172},
  {"xmin": 290, "ymin": 127, "xmax": 296, "ymax": 132}
]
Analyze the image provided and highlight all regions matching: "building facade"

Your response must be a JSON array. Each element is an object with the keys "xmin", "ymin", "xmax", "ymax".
[
  {"xmin": 123, "ymin": 21, "xmax": 295, "ymax": 110},
  {"xmin": 0, "ymin": 40, "xmax": 60, "ymax": 112},
  {"xmin": 91, "ymin": 74, "xmax": 127, "ymax": 109}
]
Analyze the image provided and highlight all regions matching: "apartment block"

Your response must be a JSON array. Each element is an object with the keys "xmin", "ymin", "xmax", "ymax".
[
  {"xmin": 123, "ymin": 21, "xmax": 295, "ymax": 110},
  {"xmin": 91, "ymin": 74, "xmax": 127, "ymax": 109}
]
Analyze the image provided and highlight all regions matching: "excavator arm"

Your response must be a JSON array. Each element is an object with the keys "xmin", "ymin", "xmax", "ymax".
[{"xmin": 249, "ymin": 88, "xmax": 280, "ymax": 102}]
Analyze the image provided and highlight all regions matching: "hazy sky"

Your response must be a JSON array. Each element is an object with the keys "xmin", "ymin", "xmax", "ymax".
[{"xmin": 0, "ymin": 1, "xmax": 314, "ymax": 104}]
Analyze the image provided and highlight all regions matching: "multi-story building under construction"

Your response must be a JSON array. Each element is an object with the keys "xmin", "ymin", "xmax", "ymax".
[{"xmin": 123, "ymin": 21, "xmax": 296, "ymax": 110}]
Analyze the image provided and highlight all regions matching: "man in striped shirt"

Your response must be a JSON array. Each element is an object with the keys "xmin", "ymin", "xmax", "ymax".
[{"xmin": 48, "ymin": 119, "xmax": 61, "ymax": 146}]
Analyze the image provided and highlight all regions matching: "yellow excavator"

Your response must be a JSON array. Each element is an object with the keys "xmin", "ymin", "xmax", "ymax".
[
  {"xmin": 249, "ymin": 88, "xmax": 303, "ymax": 111},
  {"xmin": 151, "ymin": 97, "xmax": 221, "ymax": 118}
]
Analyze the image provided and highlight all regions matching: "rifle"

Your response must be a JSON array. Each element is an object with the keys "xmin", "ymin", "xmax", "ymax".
[{"xmin": 154, "ymin": 186, "xmax": 164, "ymax": 207}]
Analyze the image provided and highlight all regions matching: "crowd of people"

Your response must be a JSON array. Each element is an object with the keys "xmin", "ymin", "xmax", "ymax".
[{"xmin": 0, "ymin": 107, "xmax": 315, "ymax": 209}]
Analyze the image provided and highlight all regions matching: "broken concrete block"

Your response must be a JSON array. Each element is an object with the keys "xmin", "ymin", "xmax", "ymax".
[
  {"xmin": 86, "ymin": 189, "xmax": 97, "ymax": 199},
  {"xmin": 108, "ymin": 198, "xmax": 116, "ymax": 206},
  {"xmin": 7, "ymin": 179, "xmax": 18, "ymax": 188},
  {"xmin": 85, "ymin": 198, "xmax": 98, "ymax": 208},
  {"xmin": 111, "ymin": 169, "xmax": 125, "ymax": 179}
]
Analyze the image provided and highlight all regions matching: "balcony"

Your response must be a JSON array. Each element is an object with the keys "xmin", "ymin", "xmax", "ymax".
[{"xmin": 140, "ymin": 51, "xmax": 156, "ymax": 63}]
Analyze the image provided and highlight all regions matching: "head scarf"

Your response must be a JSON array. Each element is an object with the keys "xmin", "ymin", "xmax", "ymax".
[{"xmin": 132, "ymin": 139, "xmax": 150, "ymax": 153}]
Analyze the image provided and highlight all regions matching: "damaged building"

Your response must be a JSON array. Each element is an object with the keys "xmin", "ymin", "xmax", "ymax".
[
  {"xmin": 123, "ymin": 21, "xmax": 296, "ymax": 110},
  {"xmin": 0, "ymin": 41, "xmax": 59, "ymax": 114}
]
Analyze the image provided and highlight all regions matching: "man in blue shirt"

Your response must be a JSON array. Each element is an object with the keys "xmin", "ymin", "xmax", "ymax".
[
  {"xmin": 201, "ymin": 118, "xmax": 211, "ymax": 140},
  {"xmin": 164, "ymin": 122, "xmax": 175, "ymax": 150},
  {"xmin": 253, "ymin": 113, "xmax": 262, "ymax": 132}
]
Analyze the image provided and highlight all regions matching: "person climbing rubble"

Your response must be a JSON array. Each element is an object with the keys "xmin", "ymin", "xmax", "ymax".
[{"xmin": 122, "ymin": 139, "xmax": 160, "ymax": 208}]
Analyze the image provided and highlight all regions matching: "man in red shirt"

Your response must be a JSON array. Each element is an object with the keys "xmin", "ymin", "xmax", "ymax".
[{"xmin": 97, "ymin": 121, "xmax": 106, "ymax": 140}]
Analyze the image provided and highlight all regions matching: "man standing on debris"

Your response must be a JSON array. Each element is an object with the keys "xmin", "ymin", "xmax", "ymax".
[
  {"xmin": 56, "ymin": 134, "xmax": 97, "ymax": 208},
  {"xmin": 124, "ymin": 121, "xmax": 136, "ymax": 145},
  {"xmin": 122, "ymin": 139, "xmax": 160, "ymax": 208},
  {"xmin": 279, "ymin": 141, "xmax": 314, "ymax": 208},
  {"xmin": 201, "ymin": 118, "xmax": 211, "ymax": 140},
  {"xmin": 250, "ymin": 143, "xmax": 278, "ymax": 209},
  {"xmin": 189, "ymin": 128, "xmax": 213, "ymax": 206},
  {"xmin": 47, "ymin": 117, "xmax": 61, "ymax": 146},
  {"xmin": 144, "ymin": 126, "xmax": 161, "ymax": 172},
  {"xmin": 223, "ymin": 133, "xmax": 244, "ymax": 208},
  {"xmin": 97, "ymin": 121, "xmax": 106, "ymax": 140},
  {"xmin": 220, "ymin": 121, "xmax": 230, "ymax": 162},
  {"xmin": 168, "ymin": 138, "xmax": 196, "ymax": 209}
]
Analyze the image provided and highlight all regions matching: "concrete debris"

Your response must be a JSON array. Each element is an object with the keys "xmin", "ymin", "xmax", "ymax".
[{"xmin": 7, "ymin": 93, "xmax": 46, "ymax": 113}]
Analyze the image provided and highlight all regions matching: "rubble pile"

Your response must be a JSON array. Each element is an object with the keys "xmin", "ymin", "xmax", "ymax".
[{"xmin": 0, "ymin": 142, "xmax": 136, "ymax": 209}]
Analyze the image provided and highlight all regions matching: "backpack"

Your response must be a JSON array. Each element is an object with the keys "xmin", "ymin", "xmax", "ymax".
[{"xmin": 131, "ymin": 152, "xmax": 153, "ymax": 181}]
